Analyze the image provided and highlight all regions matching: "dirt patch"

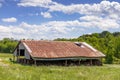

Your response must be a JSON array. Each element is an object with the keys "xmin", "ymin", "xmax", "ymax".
[
  {"xmin": 0, "ymin": 58, "xmax": 2, "ymax": 62},
  {"xmin": 0, "ymin": 58, "xmax": 9, "ymax": 67}
]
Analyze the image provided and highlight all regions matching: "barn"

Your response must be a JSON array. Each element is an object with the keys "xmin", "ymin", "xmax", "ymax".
[{"xmin": 13, "ymin": 40, "xmax": 105, "ymax": 66}]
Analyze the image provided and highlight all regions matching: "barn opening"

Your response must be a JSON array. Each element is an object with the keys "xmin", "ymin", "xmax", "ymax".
[
  {"xmin": 20, "ymin": 49, "xmax": 25, "ymax": 56},
  {"xmin": 33, "ymin": 59, "xmax": 102, "ymax": 66},
  {"xmin": 17, "ymin": 59, "xmax": 102, "ymax": 66}
]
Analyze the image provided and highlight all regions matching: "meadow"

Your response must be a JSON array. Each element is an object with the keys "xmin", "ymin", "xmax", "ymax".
[{"xmin": 0, "ymin": 53, "xmax": 120, "ymax": 80}]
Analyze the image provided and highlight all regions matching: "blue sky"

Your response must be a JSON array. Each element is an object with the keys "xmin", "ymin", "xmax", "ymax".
[{"xmin": 0, "ymin": 0, "xmax": 120, "ymax": 40}]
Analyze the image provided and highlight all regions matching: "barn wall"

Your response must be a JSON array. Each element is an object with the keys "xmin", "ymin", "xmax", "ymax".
[
  {"xmin": 25, "ymin": 50, "xmax": 31, "ymax": 59},
  {"xmin": 19, "ymin": 43, "xmax": 31, "ymax": 59},
  {"xmin": 13, "ymin": 42, "xmax": 31, "ymax": 59},
  {"xmin": 13, "ymin": 49, "xmax": 17, "ymax": 56}
]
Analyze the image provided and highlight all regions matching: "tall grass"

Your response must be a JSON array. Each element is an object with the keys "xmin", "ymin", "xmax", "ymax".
[{"xmin": 0, "ymin": 53, "xmax": 120, "ymax": 80}]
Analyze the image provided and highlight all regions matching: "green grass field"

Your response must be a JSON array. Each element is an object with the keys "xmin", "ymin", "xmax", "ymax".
[{"xmin": 0, "ymin": 53, "xmax": 120, "ymax": 80}]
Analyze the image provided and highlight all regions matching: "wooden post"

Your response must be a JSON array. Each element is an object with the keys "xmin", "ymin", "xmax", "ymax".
[
  {"xmin": 18, "ymin": 50, "xmax": 20, "ymax": 62},
  {"xmin": 16, "ymin": 56, "xmax": 18, "ymax": 62},
  {"xmin": 24, "ymin": 59, "xmax": 26, "ymax": 64},
  {"xmin": 90, "ymin": 59, "xmax": 92, "ymax": 65},
  {"xmin": 100, "ymin": 58, "xmax": 102, "ymax": 66},
  {"xmin": 18, "ymin": 50, "xmax": 20, "ymax": 63},
  {"xmin": 27, "ymin": 59, "xmax": 29, "ymax": 64},
  {"xmin": 78, "ymin": 59, "xmax": 81, "ymax": 65},
  {"xmin": 34, "ymin": 60, "xmax": 37, "ymax": 65},
  {"xmin": 18, "ymin": 55, "xmax": 20, "ymax": 63},
  {"xmin": 65, "ymin": 60, "xmax": 67, "ymax": 66}
]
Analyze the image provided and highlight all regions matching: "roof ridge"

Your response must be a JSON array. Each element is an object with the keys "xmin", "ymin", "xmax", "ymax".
[{"xmin": 20, "ymin": 40, "xmax": 73, "ymax": 43}]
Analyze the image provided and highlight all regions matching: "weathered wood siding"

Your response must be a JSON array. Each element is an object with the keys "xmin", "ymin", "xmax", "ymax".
[{"xmin": 13, "ymin": 43, "xmax": 31, "ymax": 59}]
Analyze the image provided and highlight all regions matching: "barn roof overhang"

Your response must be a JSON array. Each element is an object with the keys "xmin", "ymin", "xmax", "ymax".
[{"xmin": 32, "ymin": 56, "xmax": 104, "ymax": 61}]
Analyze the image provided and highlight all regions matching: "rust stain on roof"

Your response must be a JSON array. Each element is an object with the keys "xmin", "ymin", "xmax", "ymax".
[{"xmin": 21, "ymin": 40, "xmax": 105, "ymax": 58}]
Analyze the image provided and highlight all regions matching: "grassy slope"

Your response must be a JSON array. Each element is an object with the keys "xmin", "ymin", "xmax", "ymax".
[{"xmin": 0, "ymin": 53, "xmax": 120, "ymax": 80}]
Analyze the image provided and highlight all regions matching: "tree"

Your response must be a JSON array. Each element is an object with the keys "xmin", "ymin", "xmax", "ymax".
[
  {"xmin": 0, "ymin": 38, "xmax": 18, "ymax": 53},
  {"xmin": 105, "ymin": 52, "xmax": 113, "ymax": 64},
  {"xmin": 114, "ymin": 37, "xmax": 120, "ymax": 58}
]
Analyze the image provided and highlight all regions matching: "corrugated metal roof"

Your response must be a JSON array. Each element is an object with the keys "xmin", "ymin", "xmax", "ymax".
[{"xmin": 21, "ymin": 40, "xmax": 105, "ymax": 58}]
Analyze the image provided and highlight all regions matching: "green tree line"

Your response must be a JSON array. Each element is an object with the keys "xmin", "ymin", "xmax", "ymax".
[
  {"xmin": 0, "ymin": 31, "xmax": 120, "ymax": 64},
  {"xmin": 55, "ymin": 31, "xmax": 120, "ymax": 64},
  {"xmin": 0, "ymin": 38, "xmax": 18, "ymax": 53}
]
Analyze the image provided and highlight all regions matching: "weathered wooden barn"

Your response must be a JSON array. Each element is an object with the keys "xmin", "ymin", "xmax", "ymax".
[{"xmin": 13, "ymin": 40, "xmax": 105, "ymax": 66}]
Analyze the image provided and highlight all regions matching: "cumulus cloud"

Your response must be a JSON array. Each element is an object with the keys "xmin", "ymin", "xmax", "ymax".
[
  {"xmin": 0, "ymin": 25, "xmax": 11, "ymax": 33},
  {"xmin": 41, "ymin": 12, "xmax": 52, "ymax": 18},
  {"xmin": 0, "ymin": 20, "xmax": 81, "ymax": 39},
  {"xmin": 28, "ymin": 13, "xmax": 39, "ymax": 16},
  {"xmin": 2, "ymin": 17, "xmax": 17, "ymax": 23},
  {"xmin": 18, "ymin": 0, "xmax": 120, "ymax": 16},
  {"xmin": 0, "ymin": 18, "xmax": 120, "ymax": 39},
  {"xmin": 49, "ymin": 1, "xmax": 120, "ymax": 17},
  {"xmin": 79, "ymin": 15, "xmax": 119, "ymax": 30},
  {"xmin": 1, "ymin": 0, "xmax": 118, "ymax": 39},
  {"xmin": 0, "ymin": 21, "xmax": 70, "ymax": 39},
  {"xmin": 17, "ymin": 0, "xmax": 56, "ymax": 8},
  {"xmin": 0, "ymin": 25, "xmax": 25, "ymax": 39},
  {"xmin": 18, "ymin": 0, "xmax": 120, "ymax": 29}
]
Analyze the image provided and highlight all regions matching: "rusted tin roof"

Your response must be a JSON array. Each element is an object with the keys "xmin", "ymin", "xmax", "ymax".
[{"xmin": 21, "ymin": 40, "xmax": 105, "ymax": 58}]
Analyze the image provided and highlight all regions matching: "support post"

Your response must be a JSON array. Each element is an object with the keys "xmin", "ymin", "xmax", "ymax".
[
  {"xmin": 18, "ymin": 50, "xmax": 20, "ymax": 62},
  {"xmin": 34, "ymin": 60, "xmax": 37, "ymax": 65},
  {"xmin": 90, "ymin": 59, "xmax": 92, "ymax": 66},
  {"xmin": 18, "ymin": 50, "xmax": 20, "ymax": 63},
  {"xmin": 78, "ymin": 59, "xmax": 81, "ymax": 65},
  {"xmin": 100, "ymin": 58, "xmax": 102, "ymax": 66},
  {"xmin": 24, "ymin": 59, "xmax": 26, "ymax": 64},
  {"xmin": 27, "ymin": 59, "xmax": 29, "ymax": 64},
  {"xmin": 17, "ymin": 56, "xmax": 19, "ymax": 62},
  {"xmin": 18, "ymin": 56, "xmax": 20, "ymax": 63},
  {"xmin": 65, "ymin": 60, "xmax": 67, "ymax": 66}
]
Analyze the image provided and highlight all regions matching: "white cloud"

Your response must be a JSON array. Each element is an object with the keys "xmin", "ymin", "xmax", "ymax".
[
  {"xmin": 79, "ymin": 15, "xmax": 119, "ymax": 30},
  {"xmin": 28, "ymin": 13, "xmax": 39, "ymax": 16},
  {"xmin": 17, "ymin": 0, "xmax": 120, "ymax": 19},
  {"xmin": 18, "ymin": 0, "xmax": 120, "ymax": 29},
  {"xmin": 17, "ymin": 0, "xmax": 56, "ymax": 8},
  {"xmin": 0, "ymin": 21, "xmax": 80, "ymax": 39},
  {"xmin": 0, "ymin": 25, "xmax": 11, "ymax": 33},
  {"xmin": 41, "ymin": 12, "xmax": 52, "ymax": 18},
  {"xmin": 0, "ymin": 18, "xmax": 120, "ymax": 40},
  {"xmin": 18, "ymin": 0, "xmax": 120, "ymax": 17},
  {"xmin": 2, "ymin": 17, "xmax": 17, "ymax": 23},
  {"xmin": 0, "ymin": 25, "xmax": 24, "ymax": 39},
  {"xmin": 48, "ymin": 1, "xmax": 120, "ymax": 16},
  {"xmin": 2, "ymin": 0, "xmax": 119, "ymax": 39},
  {"xmin": 80, "ymin": 16, "xmax": 102, "ymax": 21}
]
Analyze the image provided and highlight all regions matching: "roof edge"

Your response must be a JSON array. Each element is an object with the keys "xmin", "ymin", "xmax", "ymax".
[
  {"xmin": 21, "ymin": 42, "xmax": 33, "ymax": 57},
  {"xmin": 32, "ymin": 56, "xmax": 105, "ymax": 60}
]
